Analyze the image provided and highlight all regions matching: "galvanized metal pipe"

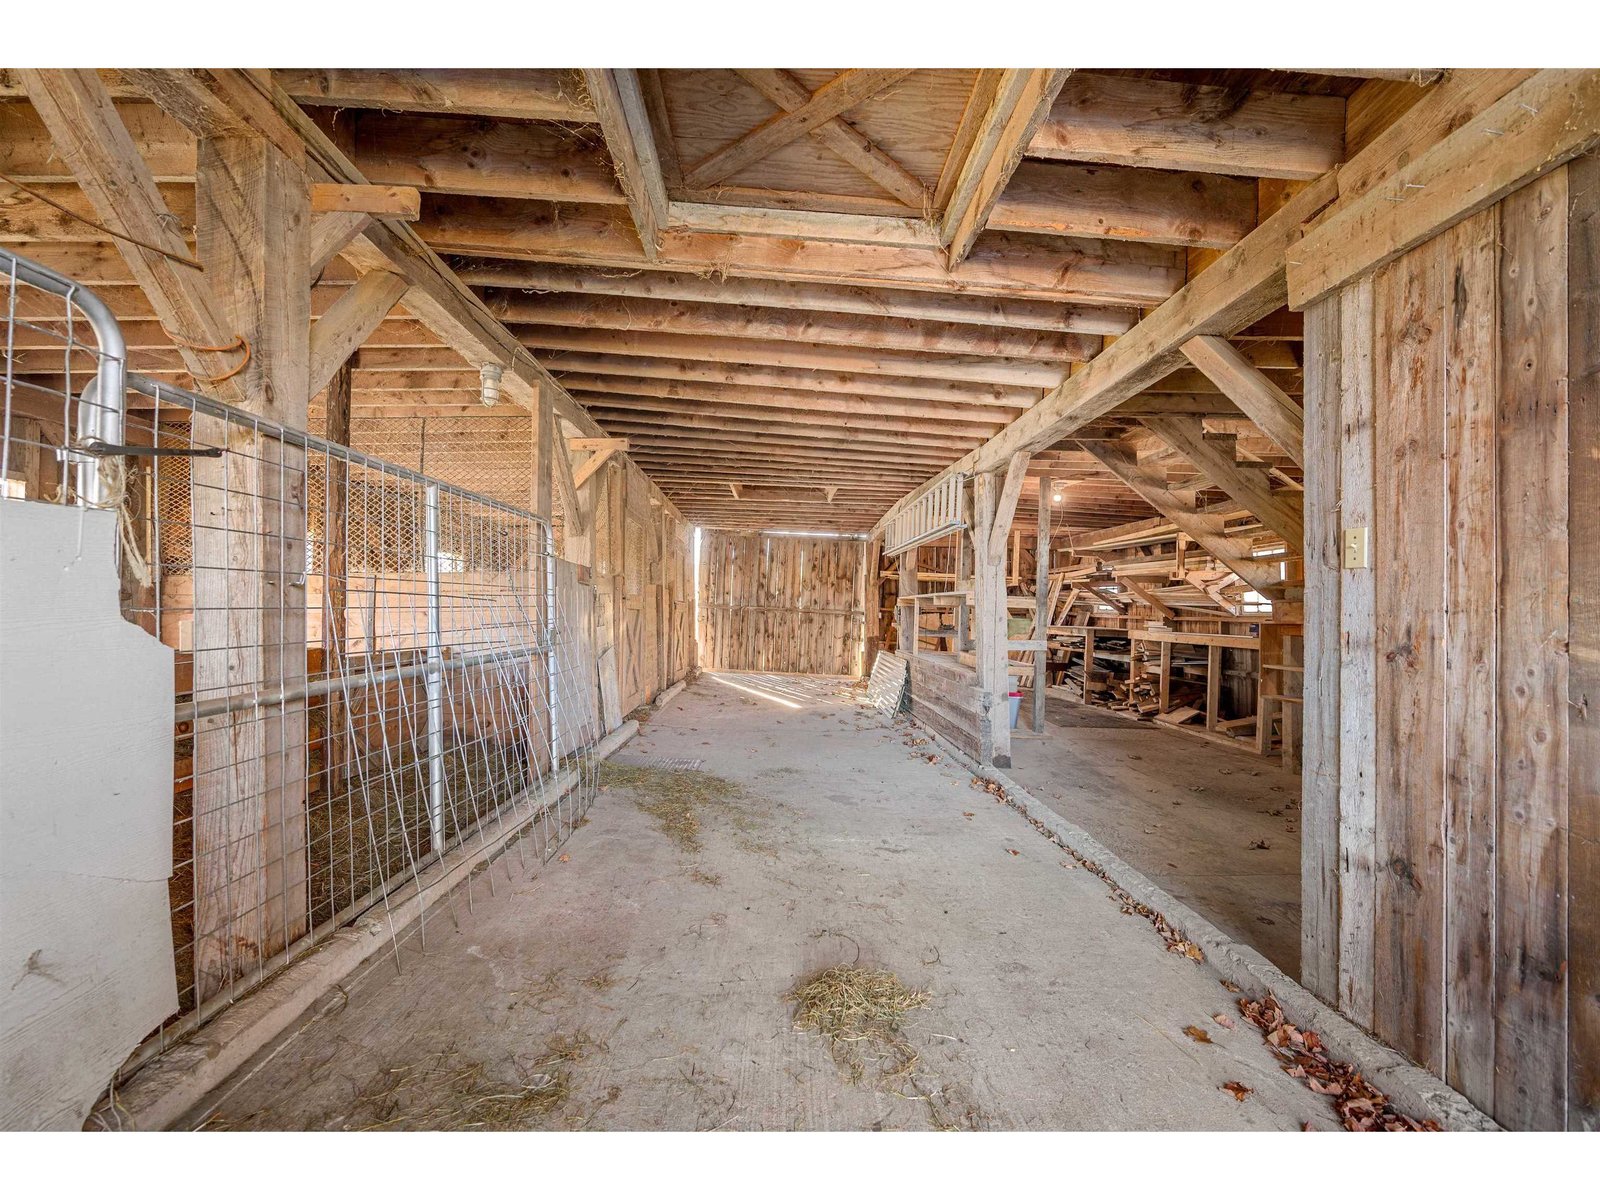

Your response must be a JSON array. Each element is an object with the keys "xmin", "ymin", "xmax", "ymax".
[
  {"xmin": 0, "ymin": 247, "xmax": 127, "ymax": 506},
  {"xmin": 424, "ymin": 482, "xmax": 445, "ymax": 855}
]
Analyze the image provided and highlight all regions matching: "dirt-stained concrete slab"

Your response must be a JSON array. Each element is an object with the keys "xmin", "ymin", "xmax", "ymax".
[
  {"xmin": 182, "ymin": 673, "xmax": 1335, "ymax": 1131},
  {"xmin": 1008, "ymin": 694, "xmax": 1302, "ymax": 976}
]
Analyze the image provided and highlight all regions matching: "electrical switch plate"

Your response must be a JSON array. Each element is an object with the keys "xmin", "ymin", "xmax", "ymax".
[{"xmin": 1342, "ymin": 526, "xmax": 1371, "ymax": 570}]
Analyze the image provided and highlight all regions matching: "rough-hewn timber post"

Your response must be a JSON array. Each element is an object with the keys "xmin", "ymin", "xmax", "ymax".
[
  {"xmin": 1034, "ymin": 476, "xmax": 1051, "ymax": 733},
  {"xmin": 190, "ymin": 130, "xmax": 312, "ymax": 996},
  {"xmin": 895, "ymin": 548, "xmax": 917, "ymax": 654},
  {"xmin": 971, "ymin": 472, "xmax": 1007, "ymax": 766}
]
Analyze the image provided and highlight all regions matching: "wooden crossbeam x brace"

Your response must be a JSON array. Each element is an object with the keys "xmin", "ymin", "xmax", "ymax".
[
  {"xmin": 733, "ymin": 69, "xmax": 928, "ymax": 208},
  {"xmin": 685, "ymin": 69, "xmax": 914, "ymax": 192}
]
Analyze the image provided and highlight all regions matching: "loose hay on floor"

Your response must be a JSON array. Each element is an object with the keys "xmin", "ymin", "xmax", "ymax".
[
  {"xmin": 347, "ymin": 1034, "xmax": 596, "ymax": 1131},
  {"xmin": 788, "ymin": 965, "xmax": 928, "ymax": 1084},
  {"xmin": 599, "ymin": 763, "xmax": 751, "ymax": 854}
]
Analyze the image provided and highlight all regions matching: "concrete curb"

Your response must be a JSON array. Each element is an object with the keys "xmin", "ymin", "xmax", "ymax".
[
  {"xmin": 904, "ymin": 715, "xmax": 1498, "ymax": 1132},
  {"xmin": 95, "ymin": 720, "xmax": 640, "ymax": 1131}
]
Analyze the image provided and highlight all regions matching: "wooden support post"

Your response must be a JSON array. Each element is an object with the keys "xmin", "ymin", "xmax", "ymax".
[
  {"xmin": 530, "ymin": 380, "xmax": 556, "ymax": 770},
  {"xmin": 191, "ymin": 129, "xmax": 313, "ymax": 996},
  {"xmin": 1203, "ymin": 640, "xmax": 1216, "ymax": 732},
  {"xmin": 863, "ymin": 536, "xmax": 883, "ymax": 672},
  {"xmin": 1082, "ymin": 628, "xmax": 1095, "ymax": 703},
  {"xmin": 322, "ymin": 357, "xmax": 353, "ymax": 791},
  {"xmin": 896, "ymin": 548, "xmax": 918, "ymax": 654},
  {"xmin": 973, "ymin": 453, "xmax": 1029, "ymax": 767},
  {"xmin": 1158, "ymin": 640, "xmax": 1173, "ymax": 714},
  {"xmin": 1033, "ymin": 478, "xmax": 1051, "ymax": 733}
]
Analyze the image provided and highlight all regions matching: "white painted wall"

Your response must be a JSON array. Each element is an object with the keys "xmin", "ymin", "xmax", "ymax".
[{"xmin": 0, "ymin": 499, "xmax": 177, "ymax": 1129}]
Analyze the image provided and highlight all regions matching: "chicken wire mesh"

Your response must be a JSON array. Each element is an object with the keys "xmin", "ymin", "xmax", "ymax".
[{"xmin": 2, "ymin": 247, "xmax": 603, "ymax": 1055}]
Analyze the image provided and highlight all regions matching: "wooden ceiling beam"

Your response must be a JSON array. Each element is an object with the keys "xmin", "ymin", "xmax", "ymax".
[
  {"xmin": 569, "ymin": 392, "xmax": 1002, "ymax": 440},
  {"xmin": 577, "ymin": 402, "xmax": 990, "ymax": 451},
  {"xmin": 522, "ymin": 326, "xmax": 1073, "ymax": 387},
  {"xmin": 990, "ymin": 160, "xmax": 1257, "ymax": 249},
  {"xmin": 732, "ymin": 69, "xmax": 929, "ymax": 208},
  {"xmin": 663, "ymin": 202, "xmax": 937, "ymax": 248},
  {"xmin": 1030, "ymin": 74, "xmax": 1345, "ymax": 179},
  {"xmin": 418, "ymin": 195, "xmax": 1185, "ymax": 307},
  {"xmin": 685, "ymin": 69, "xmax": 914, "ymax": 190},
  {"xmin": 483, "ymin": 292, "xmax": 1099, "ymax": 362},
  {"xmin": 558, "ymin": 373, "xmax": 1021, "ymax": 422},
  {"xmin": 276, "ymin": 69, "xmax": 594, "ymax": 122},
  {"xmin": 582, "ymin": 69, "xmax": 669, "ymax": 259},
  {"xmin": 596, "ymin": 423, "xmax": 958, "ymax": 463},
  {"xmin": 1, "ymin": 101, "xmax": 627, "ymax": 205},
  {"xmin": 394, "ymin": 353, "xmax": 1040, "ymax": 407},
  {"xmin": 941, "ymin": 69, "xmax": 1071, "ymax": 266},
  {"xmin": 458, "ymin": 260, "xmax": 1138, "ymax": 336}
]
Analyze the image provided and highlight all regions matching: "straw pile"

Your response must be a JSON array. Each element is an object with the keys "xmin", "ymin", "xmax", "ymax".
[{"xmin": 788, "ymin": 965, "xmax": 929, "ymax": 1084}]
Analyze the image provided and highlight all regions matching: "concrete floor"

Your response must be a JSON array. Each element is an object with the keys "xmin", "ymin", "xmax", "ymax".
[
  {"xmin": 183, "ymin": 673, "xmax": 1333, "ymax": 1131},
  {"xmin": 1007, "ymin": 696, "xmax": 1302, "ymax": 976}
]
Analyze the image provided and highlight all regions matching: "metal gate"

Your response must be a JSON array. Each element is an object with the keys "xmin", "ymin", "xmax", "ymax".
[{"xmin": 2, "ymin": 247, "xmax": 601, "ymax": 1051}]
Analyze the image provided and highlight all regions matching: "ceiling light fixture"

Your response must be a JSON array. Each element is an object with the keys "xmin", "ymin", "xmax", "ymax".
[{"xmin": 478, "ymin": 363, "xmax": 504, "ymax": 407}]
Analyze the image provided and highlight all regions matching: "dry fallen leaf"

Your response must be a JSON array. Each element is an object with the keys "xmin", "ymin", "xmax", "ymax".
[
  {"xmin": 1183, "ymin": 1025, "xmax": 1214, "ymax": 1044},
  {"xmin": 558, "ymin": 854, "xmax": 570, "ymax": 863},
  {"xmin": 962, "ymin": 812, "xmax": 975, "ymax": 819},
  {"xmin": 1221, "ymin": 1081, "xmax": 1252, "ymax": 1102},
  {"xmin": 1213, "ymin": 1012, "xmax": 1236, "ymax": 1029},
  {"xmin": 1220, "ymin": 980, "xmax": 1243, "ymax": 993},
  {"xmin": 1005, "ymin": 848, "xmax": 1020, "ymax": 857}
]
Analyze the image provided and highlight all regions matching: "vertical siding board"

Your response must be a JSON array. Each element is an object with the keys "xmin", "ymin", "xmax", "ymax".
[
  {"xmin": 1569, "ymin": 150, "xmax": 1600, "ymax": 1133},
  {"xmin": 1338, "ymin": 277, "xmax": 1379, "ymax": 1026},
  {"xmin": 696, "ymin": 530, "xmax": 866, "ymax": 675},
  {"xmin": 1441, "ymin": 206, "xmax": 1501, "ymax": 1104},
  {"xmin": 1373, "ymin": 236, "xmax": 1448, "ymax": 1074},
  {"xmin": 1302, "ymin": 293, "xmax": 1343, "ymax": 1003},
  {"xmin": 1494, "ymin": 167, "xmax": 1570, "ymax": 1131}
]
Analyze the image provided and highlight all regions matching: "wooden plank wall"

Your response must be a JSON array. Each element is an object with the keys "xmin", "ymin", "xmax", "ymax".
[
  {"xmin": 574, "ymin": 455, "xmax": 693, "ymax": 720},
  {"xmin": 1301, "ymin": 159, "xmax": 1597, "ymax": 1131},
  {"xmin": 697, "ymin": 531, "xmax": 866, "ymax": 675}
]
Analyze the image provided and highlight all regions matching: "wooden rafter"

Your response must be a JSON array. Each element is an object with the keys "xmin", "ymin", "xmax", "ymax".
[
  {"xmin": 1180, "ymin": 335, "xmax": 1305, "ymax": 465},
  {"xmin": 940, "ymin": 69, "xmax": 1071, "ymax": 266},
  {"xmin": 582, "ymin": 69, "xmax": 669, "ymax": 260},
  {"xmin": 1138, "ymin": 413, "xmax": 1305, "ymax": 546},
  {"xmin": 1078, "ymin": 437, "xmax": 1280, "ymax": 594},
  {"xmin": 871, "ymin": 71, "xmax": 1537, "ymax": 539},
  {"xmin": 461, "ymin": 261, "xmax": 1138, "ymax": 336}
]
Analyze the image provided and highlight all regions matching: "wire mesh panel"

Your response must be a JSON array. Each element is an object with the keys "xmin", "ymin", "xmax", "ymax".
[{"xmin": 2, "ymin": 248, "xmax": 603, "ymax": 1046}]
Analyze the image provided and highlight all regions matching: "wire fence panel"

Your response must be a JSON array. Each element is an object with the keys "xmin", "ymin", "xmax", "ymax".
[{"xmin": 3, "ymin": 248, "xmax": 602, "ymax": 1050}]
